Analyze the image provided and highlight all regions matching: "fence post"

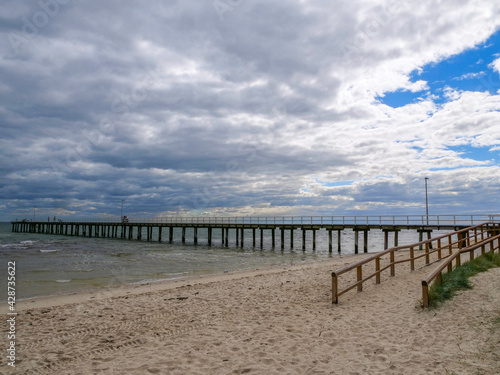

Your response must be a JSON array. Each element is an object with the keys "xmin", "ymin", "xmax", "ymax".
[
  {"xmin": 436, "ymin": 271, "xmax": 442, "ymax": 286},
  {"xmin": 390, "ymin": 250, "xmax": 395, "ymax": 277},
  {"xmin": 375, "ymin": 257, "xmax": 381, "ymax": 284},
  {"xmin": 410, "ymin": 246, "xmax": 415, "ymax": 271},
  {"xmin": 332, "ymin": 273, "xmax": 338, "ymax": 304},
  {"xmin": 422, "ymin": 281, "xmax": 429, "ymax": 308},
  {"xmin": 425, "ymin": 242, "xmax": 430, "ymax": 264},
  {"xmin": 357, "ymin": 266, "xmax": 363, "ymax": 292}
]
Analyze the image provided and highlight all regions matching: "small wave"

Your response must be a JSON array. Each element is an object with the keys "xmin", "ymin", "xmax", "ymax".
[
  {"xmin": 39, "ymin": 249, "xmax": 58, "ymax": 253},
  {"xmin": 55, "ymin": 279, "xmax": 71, "ymax": 283},
  {"xmin": 1, "ymin": 243, "xmax": 30, "ymax": 249},
  {"xmin": 21, "ymin": 240, "xmax": 38, "ymax": 245},
  {"xmin": 133, "ymin": 273, "xmax": 189, "ymax": 285}
]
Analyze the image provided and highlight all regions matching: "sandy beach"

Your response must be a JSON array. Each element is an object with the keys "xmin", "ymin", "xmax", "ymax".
[{"xmin": 6, "ymin": 252, "xmax": 500, "ymax": 374}]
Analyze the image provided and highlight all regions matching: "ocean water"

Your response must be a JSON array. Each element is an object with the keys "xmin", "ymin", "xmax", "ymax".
[{"xmin": 0, "ymin": 222, "xmax": 452, "ymax": 300}]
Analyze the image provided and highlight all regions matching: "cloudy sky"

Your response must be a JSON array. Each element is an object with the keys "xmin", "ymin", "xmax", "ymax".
[{"xmin": 1, "ymin": 0, "xmax": 500, "ymax": 221}]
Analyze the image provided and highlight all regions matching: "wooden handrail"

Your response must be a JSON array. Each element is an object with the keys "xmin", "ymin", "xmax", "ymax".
[
  {"xmin": 15, "ymin": 214, "xmax": 500, "ymax": 226},
  {"xmin": 332, "ymin": 222, "xmax": 500, "ymax": 304},
  {"xmin": 421, "ymin": 233, "xmax": 500, "ymax": 307}
]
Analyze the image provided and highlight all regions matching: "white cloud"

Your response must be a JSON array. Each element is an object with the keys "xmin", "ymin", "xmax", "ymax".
[
  {"xmin": 489, "ymin": 57, "xmax": 500, "ymax": 74},
  {"xmin": 443, "ymin": 86, "xmax": 462, "ymax": 101},
  {"xmin": 453, "ymin": 71, "xmax": 487, "ymax": 80},
  {"xmin": 1, "ymin": 0, "xmax": 500, "ymax": 220}
]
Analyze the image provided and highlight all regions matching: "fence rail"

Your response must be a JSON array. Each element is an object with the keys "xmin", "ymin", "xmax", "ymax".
[
  {"xmin": 22, "ymin": 215, "xmax": 500, "ymax": 226},
  {"xmin": 331, "ymin": 222, "xmax": 500, "ymax": 304},
  {"xmin": 421, "ymin": 232, "xmax": 500, "ymax": 307}
]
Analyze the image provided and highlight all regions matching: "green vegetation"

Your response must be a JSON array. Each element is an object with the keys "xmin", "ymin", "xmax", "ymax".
[
  {"xmin": 495, "ymin": 313, "xmax": 500, "ymax": 326},
  {"xmin": 428, "ymin": 252, "xmax": 500, "ymax": 308}
]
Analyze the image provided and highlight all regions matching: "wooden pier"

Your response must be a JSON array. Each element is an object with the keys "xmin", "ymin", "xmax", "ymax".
[{"xmin": 10, "ymin": 215, "xmax": 498, "ymax": 253}]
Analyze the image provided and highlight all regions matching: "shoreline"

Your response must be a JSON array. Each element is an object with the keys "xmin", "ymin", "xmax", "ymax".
[{"xmin": 6, "ymin": 252, "xmax": 368, "ymax": 312}]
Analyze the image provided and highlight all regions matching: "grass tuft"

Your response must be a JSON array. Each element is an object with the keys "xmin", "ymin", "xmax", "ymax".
[{"xmin": 428, "ymin": 252, "xmax": 500, "ymax": 308}]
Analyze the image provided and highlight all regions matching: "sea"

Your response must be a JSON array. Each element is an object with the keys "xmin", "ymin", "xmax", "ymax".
[{"xmin": 0, "ymin": 222, "xmax": 453, "ymax": 300}]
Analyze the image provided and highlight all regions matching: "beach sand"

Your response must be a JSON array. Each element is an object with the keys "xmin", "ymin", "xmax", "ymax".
[{"xmin": 6, "ymin": 252, "xmax": 500, "ymax": 374}]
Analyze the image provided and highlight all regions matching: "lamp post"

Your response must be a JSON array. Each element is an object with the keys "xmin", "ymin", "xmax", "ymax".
[
  {"xmin": 121, "ymin": 199, "xmax": 124, "ymax": 221},
  {"xmin": 424, "ymin": 177, "xmax": 429, "ymax": 225},
  {"xmin": 34, "ymin": 206, "xmax": 37, "ymax": 222}
]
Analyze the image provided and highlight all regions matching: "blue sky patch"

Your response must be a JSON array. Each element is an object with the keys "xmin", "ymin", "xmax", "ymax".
[
  {"xmin": 447, "ymin": 145, "xmax": 498, "ymax": 163},
  {"xmin": 428, "ymin": 166, "xmax": 467, "ymax": 172},
  {"xmin": 321, "ymin": 181, "xmax": 354, "ymax": 187},
  {"xmin": 376, "ymin": 89, "xmax": 427, "ymax": 108},
  {"xmin": 378, "ymin": 29, "xmax": 500, "ymax": 108},
  {"xmin": 313, "ymin": 177, "xmax": 354, "ymax": 187}
]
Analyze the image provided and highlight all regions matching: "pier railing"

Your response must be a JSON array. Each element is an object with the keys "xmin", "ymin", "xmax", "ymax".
[
  {"xmin": 421, "ymin": 231, "xmax": 500, "ymax": 307},
  {"xmin": 33, "ymin": 215, "xmax": 500, "ymax": 227},
  {"xmin": 331, "ymin": 222, "xmax": 500, "ymax": 304}
]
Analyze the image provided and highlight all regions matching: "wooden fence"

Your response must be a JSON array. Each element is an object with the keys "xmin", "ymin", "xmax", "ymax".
[
  {"xmin": 421, "ymin": 232, "xmax": 500, "ymax": 307},
  {"xmin": 331, "ymin": 222, "xmax": 500, "ymax": 304}
]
